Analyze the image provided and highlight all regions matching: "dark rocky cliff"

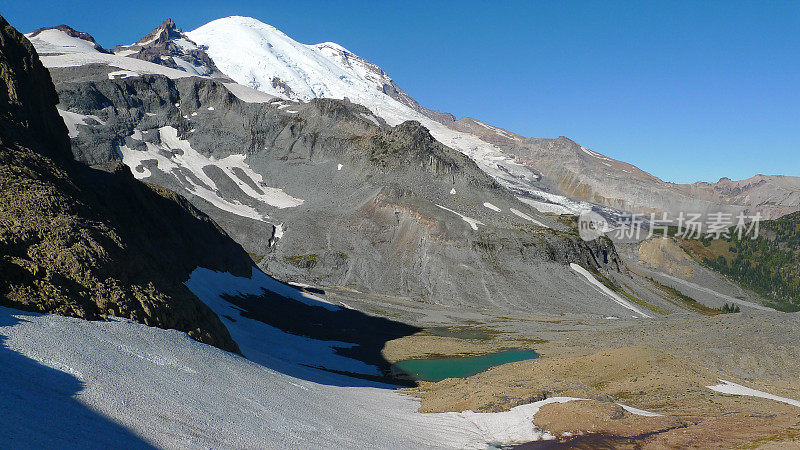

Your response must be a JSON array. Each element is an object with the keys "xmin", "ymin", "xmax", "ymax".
[{"xmin": 0, "ymin": 15, "xmax": 252, "ymax": 352}]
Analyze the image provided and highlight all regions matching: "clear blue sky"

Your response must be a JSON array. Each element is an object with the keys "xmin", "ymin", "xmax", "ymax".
[{"xmin": 5, "ymin": 1, "xmax": 799, "ymax": 183}]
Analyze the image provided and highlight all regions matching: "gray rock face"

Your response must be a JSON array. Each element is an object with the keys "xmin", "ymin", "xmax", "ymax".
[{"xmin": 48, "ymin": 64, "xmax": 652, "ymax": 316}]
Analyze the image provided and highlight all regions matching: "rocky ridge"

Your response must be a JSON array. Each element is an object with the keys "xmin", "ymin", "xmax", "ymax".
[{"xmin": 449, "ymin": 119, "xmax": 800, "ymax": 219}]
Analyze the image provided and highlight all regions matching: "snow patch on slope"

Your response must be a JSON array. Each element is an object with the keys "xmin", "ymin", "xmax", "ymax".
[
  {"xmin": 168, "ymin": 55, "xmax": 210, "ymax": 76},
  {"xmin": 483, "ymin": 202, "xmax": 501, "ymax": 212},
  {"xmin": 436, "ymin": 204, "xmax": 484, "ymax": 231},
  {"xmin": 223, "ymin": 82, "xmax": 276, "ymax": 103},
  {"xmin": 57, "ymin": 109, "xmax": 106, "ymax": 138},
  {"xmin": 706, "ymin": 380, "xmax": 800, "ymax": 407},
  {"xmin": 510, "ymin": 207, "xmax": 547, "ymax": 228},
  {"xmin": 107, "ymin": 70, "xmax": 139, "ymax": 80},
  {"xmin": 580, "ymin": 146, "xmax": 613, "ymax": 162},
  {"xmin": 616, "ymin": 403, "xmax": 663, "ymax": 417},
  {"xmin": 570, "ymin": 263, "xmax": 652, "ymax": 318},
  {"xmin": 118, "ymin": 126, "xmax": 302, "ymax": 222}
]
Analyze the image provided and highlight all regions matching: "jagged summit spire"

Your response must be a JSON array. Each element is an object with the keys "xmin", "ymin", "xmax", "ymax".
[
  {"xmin": 135, "ymin": 17, "xmax": 181, "ymax": 45},
  {"xmin": 110, "ymin": 17, "xmax": 220, "ymax": 77}
]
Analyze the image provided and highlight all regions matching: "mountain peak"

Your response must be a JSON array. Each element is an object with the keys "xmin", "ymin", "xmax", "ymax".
[
  {"xmin": 28, "ymin": 24, "xmax": 98, "ymax": 43},
  {"xmin": 161, "ymin": 18, "xmax": 177, "ymax": 30},
  {"xmin": 208, "ymin": 15, "xmax": 282, "ymax": 33},
  {"xmin": 135, "ymin": 17, "xmax": 181, "ymax": 46},
  {"xmin": 186, "ymin": 16, "xmax": 428, "ymax": 114},
  {"xmin": 25, "ymin": 24, "xmax": 110, "ymax": 54},
  {"xmin": 112, "ymin": 18, "xmax": 220, "ymax": 77}
]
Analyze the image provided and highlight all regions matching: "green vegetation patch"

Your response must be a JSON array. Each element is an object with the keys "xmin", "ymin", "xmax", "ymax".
[
  {"xmin": 284, "ymin": 253, "xmax": 319, "ymax": 269},
  {"xmin": 677, "ymin": 211, "xmax": 800, "ymax": 312},
  {"xmin": 647, "ymin": 277, "xmax": 723, "ymax": 315}
]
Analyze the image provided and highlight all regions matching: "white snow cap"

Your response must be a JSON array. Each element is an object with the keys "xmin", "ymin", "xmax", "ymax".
[{"xmin": 187, "ymin": 16, "xmax": 401, "ymax": 103}]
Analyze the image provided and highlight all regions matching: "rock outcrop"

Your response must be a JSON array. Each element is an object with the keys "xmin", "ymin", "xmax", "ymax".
[
  {"xmin": 0, "ymin": 15, "xmax": 251, "ymax": 352},
  {"xmin": 112, "ymin": 18, "xmax": 223, "ymax": 77}
]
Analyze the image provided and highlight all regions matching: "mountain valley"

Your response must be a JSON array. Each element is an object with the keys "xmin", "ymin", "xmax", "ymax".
[{"xmin": 1, "ymin": 11, "xmax": 799, "ymax": 449}]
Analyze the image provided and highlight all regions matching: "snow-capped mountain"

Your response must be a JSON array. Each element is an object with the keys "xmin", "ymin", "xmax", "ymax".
[
  {"xmin": 186, "ymin": 16, "xmax": 585, "ymax": 214},
  {"xmin": 27, "ymin": 15, "xmax": 799, "ymax": 222},
  {"xmin": 187, "ymin": 16, "xmax": 800, "ymax": 219},
  {"xmin": 32, "ymin": 16, "xmax": 653, "ymax": 317},
  {"xmin": 188, "ymin": 17, "xmax": 416, "ymax": 109}
]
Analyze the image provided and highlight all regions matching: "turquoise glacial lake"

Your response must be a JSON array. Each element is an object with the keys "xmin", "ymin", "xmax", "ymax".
[{"xmin": 391, "ymin": 349, "xmax": 538, "ymax": 382}]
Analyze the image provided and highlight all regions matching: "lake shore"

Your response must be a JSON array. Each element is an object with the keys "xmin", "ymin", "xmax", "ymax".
[{"xmin": 327, "ymin": 287, "xmax": 800, "ymax": 448}]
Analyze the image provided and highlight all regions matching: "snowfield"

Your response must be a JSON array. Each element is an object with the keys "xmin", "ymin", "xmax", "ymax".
[
  {"xmin": 185, "ymin": 267, "xmax": 381, "ymax": 379},
  {"xmin": 187, "ymin": 17, "xmax": 403, "ymax": 104},
  {"xmin": 24, "ymin": 28, "xmax": 102, "ymax": 54},
  {"xmin": 39, "ymin": 50, "xmax": 197, "ymax": 80},
  {"xmin": 0, "ymin": 280, "xmax": 580, "ymax": 449}
]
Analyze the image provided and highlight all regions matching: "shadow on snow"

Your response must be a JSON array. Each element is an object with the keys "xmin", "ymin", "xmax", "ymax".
[{"xmin": 0, "ymin": 310, "xmax": 155, "ymax": 449}]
